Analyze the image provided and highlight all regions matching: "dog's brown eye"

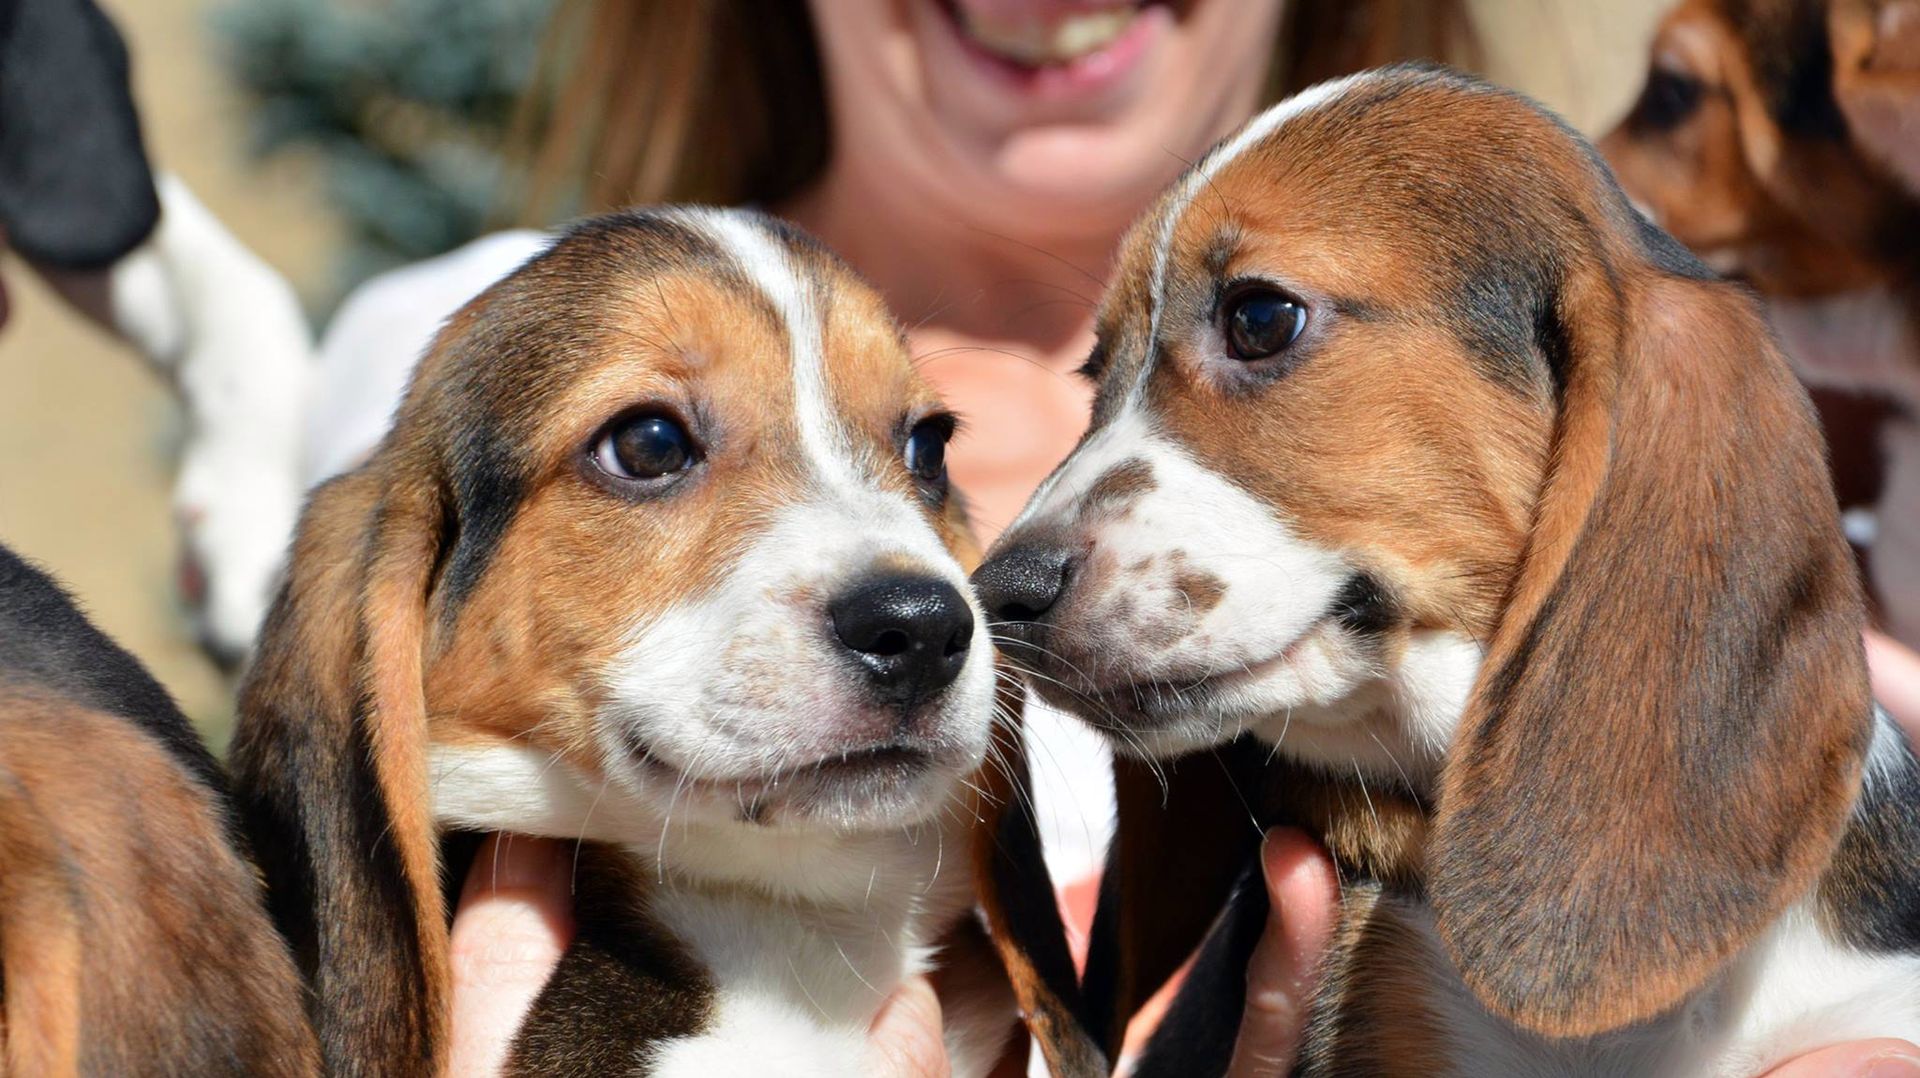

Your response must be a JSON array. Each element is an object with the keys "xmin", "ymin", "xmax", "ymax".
[
  {"xmin": 594, "ymin": 414, "xmax": 694, "ymax": 481},
  {"xmin": 1631, "ymin": 68, "xmax": 1704, "ymax": 132},
  {"xmin": 1225, "ymin": 289, "xmax": 1307, "ymax": 360},
  {"xmin": 903, "ymin": 416, "xmax": 954, "ymax": 500}
]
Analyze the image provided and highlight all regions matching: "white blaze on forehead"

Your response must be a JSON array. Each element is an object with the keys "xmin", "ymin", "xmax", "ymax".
[
  {"xmin": 1129, "ymin": 72, "xmax": 1369, "ymax": 408},
  {"xmin": 675, "ymin": 208, "xmax": 865, "ymax": 496}
]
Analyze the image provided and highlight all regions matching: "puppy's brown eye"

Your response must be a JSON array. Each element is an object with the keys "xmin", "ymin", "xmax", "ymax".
[
  {"xmin": 593, "ymin": 414, "xmax": 695, "ymax": 481},
  {"xmin": 1631, "ymin": 68, "xmax": 1704, "ymax": 132},
  {"xmin": 1225, "ymin": 290, "xmax": 1307, "ymax": 360},
  {"xmin": 903, "ymin": 415, "xmax": 955, "ymax": 502}
]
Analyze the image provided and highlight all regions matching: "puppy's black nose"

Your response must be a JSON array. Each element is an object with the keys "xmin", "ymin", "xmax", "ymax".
[
  {"xmin": 971, "ymin": 543, "xmax": 1072, "ymax": 628},
  {"xmin": 830, "ymin": 574, "xmax": 974, "ymax": 708}
]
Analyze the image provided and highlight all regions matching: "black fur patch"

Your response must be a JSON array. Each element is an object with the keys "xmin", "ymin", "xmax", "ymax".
[
  {"xmin": 230, "ymin": 605, "xmax": 436, "ymax": 1073},
  {"xmin": 0, "ymin": 0, "xmax": 159, "ymax": 267},
  {"xmin": 1131, "ymin": 856, "xmax": 1268, "ymax": 1078},
  {"xmin": 1820, "ymin": 715, "xmax": 1920, "ymax": 953},
  {"xmin": 507, "ymin": 846, "xmax": 715, "ymax": 1074},
  {"xmin": 0, "ymin": 545, "xmax": 227, "ymax": 809},
  {"xmin": 1631, "ymin": 209, "xmax": 1719, "ymax": 282},
  {"xmin": 1330, "ymin": 572, "xmax": 1396, "ymax": 637},
  {"xmin": 1724, "ymin": 0, "xmax": 1850, "ymax": 140}
]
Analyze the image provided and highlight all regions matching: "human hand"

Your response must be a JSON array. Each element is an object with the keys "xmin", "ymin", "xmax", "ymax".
[
  {"xmin": 448, "ymin": 835, "xmax": 572, "ymax": 1078},
  {"xmin": 1226, "ymin": 828, "xmax": 1340, "ymax": 1077},
  {"xmin": 1866, "ymin": 628, "xmax": 1920, "ymax": 740},
  {"xmin": 1760, "ymin": 1040, "xmax": 1920, "ymax": 1076}
]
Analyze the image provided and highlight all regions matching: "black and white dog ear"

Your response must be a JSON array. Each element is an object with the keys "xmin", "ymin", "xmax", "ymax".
[{"xmin": 0, "ymin": 0, "xmax": 160, "ymax": 269}]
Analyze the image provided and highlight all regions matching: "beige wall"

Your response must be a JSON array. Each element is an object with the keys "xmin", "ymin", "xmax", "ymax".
[{"xmin": 0, "ymin": 0, "xmax": 1672, "ymax": 745}]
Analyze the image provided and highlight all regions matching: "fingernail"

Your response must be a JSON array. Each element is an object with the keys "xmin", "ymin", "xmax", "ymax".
[{"xmin": 1865, "ymin": 1053, "xmax": 1920, "ymax": 1078}]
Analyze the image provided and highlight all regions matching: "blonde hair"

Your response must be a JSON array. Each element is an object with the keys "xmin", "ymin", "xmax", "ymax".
[{"xmin": 513, "ymin": 1, "xmax": 1476, "ymax": 222}]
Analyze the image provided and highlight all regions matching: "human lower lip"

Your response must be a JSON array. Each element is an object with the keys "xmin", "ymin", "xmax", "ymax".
[{"xmin": 938, "ymin": 0, "xmax": 1169, "ymax": 100}]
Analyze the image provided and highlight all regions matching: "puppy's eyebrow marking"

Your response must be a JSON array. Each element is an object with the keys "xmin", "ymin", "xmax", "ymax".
[
  {"xmin": 1080, "ymin": 457, "xmax": 1156, "ymax": 516},
  {"xmin": 681, "ymin": 209, "xmax": 862, "ymax": 498},
  {"xmin": 1131, "ymin": 72, "xmax": 1369, "ymax": 411}
]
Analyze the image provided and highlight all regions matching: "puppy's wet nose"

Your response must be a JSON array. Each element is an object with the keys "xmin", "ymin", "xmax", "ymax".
[
  {"xmin": 830, "ymin": 574, "xmax": 974, "ymax": 707},
  {"xmin": 971, "ymin": 543, "xmax": 1072, "ymax": 629}
]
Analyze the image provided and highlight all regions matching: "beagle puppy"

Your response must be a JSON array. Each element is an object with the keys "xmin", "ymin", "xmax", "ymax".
[
  {"xmin": 974, "ymin": 66, "xmax": 1920, "ymax": 1076},
  {"xmin": 0, "ymin": 544, "xmax": 316, "ymax": 1076},
  {"xmin": 1599, "ymin": 0, "xmax": 1920, "ymax": 643},
  {"xmin": 229, "ymin": 208, "xmax": 1098, "ymax": 1077}
]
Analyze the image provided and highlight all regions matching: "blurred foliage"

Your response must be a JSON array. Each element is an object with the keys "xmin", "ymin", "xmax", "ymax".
[{"xmin": 217, "ymin": 0, "xmax": 553, "ymax": 303}]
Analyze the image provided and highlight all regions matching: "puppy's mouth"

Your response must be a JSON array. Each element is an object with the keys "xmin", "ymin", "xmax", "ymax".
[
  {"xmin": 1081, "ymin": 619, "xmax": 1327, "ymax": 728},
  {"xmin": 619, "ymin": 731, "xmax": 958, "ymax": 826},
  {"xmin": 1001, "ymin": 596, "xmax": 1348, "ymax": 752}
]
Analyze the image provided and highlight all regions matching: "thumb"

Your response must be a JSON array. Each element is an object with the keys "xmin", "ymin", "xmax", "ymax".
[
  {"xmin": 1761, "ymin": 1040, "xmax": 1920, "ymax": 1078},
  {"xmin": 1228, "ymin": 828, "xmax": 1340, "ymax": 1078},
  {"xmin": 865, "ymin": 974, "xmax": 950, "ymax": 1078},
  {"xmin": 448, "ymin": 835, "xmax": 575, "ymax": 1078}
]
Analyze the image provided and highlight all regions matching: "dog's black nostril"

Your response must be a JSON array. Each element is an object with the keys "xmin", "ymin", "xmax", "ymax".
[
  {"xmin": 870, "ymin": 628, "xmax": 910, "ymax": 658},
  {"xmin": 829, "ymin": 574, "xmax": 974, "ymax": 708},
  {"xmin": 971, "ymin": 543, "xmax": 1073, "ymax": 628}
]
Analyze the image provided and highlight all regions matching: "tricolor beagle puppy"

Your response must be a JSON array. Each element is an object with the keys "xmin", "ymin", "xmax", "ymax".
[
  {"xmin": 0, "ymin": 544, "xmax": 315, "ymax": 1075},
  {"xmin": 1600, "ymin": 0, "xmax": 1920, "ymax": 644},
  {"xmin": 229, "ymin": 208, "xmax": 1098, "ymax": 1077},
  {"xmin": 974, "ymin": 66, "xmax": 1920, "ymax": 1076}
]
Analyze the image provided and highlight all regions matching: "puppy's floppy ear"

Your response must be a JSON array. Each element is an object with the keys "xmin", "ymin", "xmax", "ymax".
[
  {"xmin": 230, "ymin": 461, "xmax": 451, "ymax": 1076},
  {"xmin": 1079, "ymin": 742, "xmax": 1266, "ymax": 1061},
  {"xmin": 1429, "ymin": 234, "xmax": 1875, "ymax": 1039},
  {"xmin": 1831, "ymin": 0, "xmax": 1920, "ymax": 193},
  {"xmin": 971, "ymin": 674, "xmax": 1109, "ymax": 1077}
]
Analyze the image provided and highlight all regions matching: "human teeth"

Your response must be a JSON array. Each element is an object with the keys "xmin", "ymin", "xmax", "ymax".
[{"xmin": 961, "ymin": 7, "xmax": 1138, "ymax": 65}]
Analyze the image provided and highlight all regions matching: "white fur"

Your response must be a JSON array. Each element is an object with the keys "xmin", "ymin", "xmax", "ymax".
[
  {"xmin": 109, "ymin": 175, "xmax": 313, "ymax": 658},
  {"xmin": 593, "ymin": 211, "xmax": 997, "ymax": 833},
  {"xmin": 679, "ymin": 208, "xmax": 868, "ymax": 501},
  {"xmin": 308, "ymin": 229, "xmax": 550, "ymax": 483},
  {"xmin": 596, "ymin": 492, "xmax": 996, "ymax": 832}
]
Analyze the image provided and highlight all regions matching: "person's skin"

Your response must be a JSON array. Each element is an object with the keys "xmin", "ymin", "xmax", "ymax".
[
  {"xmin": 785, "ymin": 0, "xmax": 1286, "ymax": 537},
  {"xmin": 446, "ymin": 2, "xmax": 1920, "ymax": 1071}
]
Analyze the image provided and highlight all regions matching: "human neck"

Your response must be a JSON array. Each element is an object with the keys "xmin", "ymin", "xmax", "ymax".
[{"xmin": 778, "ymin": 161, "xmax": 1125, "ymax": 356}]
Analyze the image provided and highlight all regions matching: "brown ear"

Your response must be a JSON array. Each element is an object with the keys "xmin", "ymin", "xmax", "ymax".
[
  {"xmin": 1832, "ymin": 0, "xmax": 1920, "ymax": 193},
  {"xmin": 229, "ymin": 464, "xmax": 450, "ymax": 1076},
  {"xmin": 1080, "ymin": 738, "xmax": 1268, "ymax": 1061},
  {"xmin": 1429, "ymin": 258, "xmax": 1874, "ymax": 1038},
  {"xmin": 971, "ymin": 673, "xmax": 1109, "ymax": 1077}
]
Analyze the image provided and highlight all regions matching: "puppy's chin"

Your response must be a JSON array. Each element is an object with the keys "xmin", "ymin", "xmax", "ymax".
[
  {"xmin": 1021, "ymin": 620, "xmax": 1379, "ymax": 761},
  {"xmin": 612, "ymin": 730, "xmax": 986, "ymax": 832}
]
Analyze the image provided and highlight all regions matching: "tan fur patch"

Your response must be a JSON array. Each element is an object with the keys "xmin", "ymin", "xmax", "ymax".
[{"xmin": 0, "ymin": 687, "xmax": 316, "ymax": 1076}]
